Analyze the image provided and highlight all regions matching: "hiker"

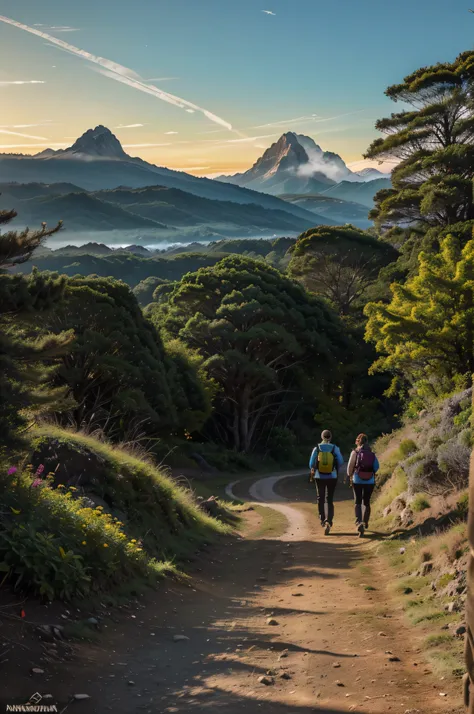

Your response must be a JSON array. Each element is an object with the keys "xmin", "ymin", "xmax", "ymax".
[
  {"xmin": 309, "ymin": 430, "xmax": 344, "ymax": 535},
  {"xmin": 346, "ymin": 433, "xmax": 379, "ymax": 537}
]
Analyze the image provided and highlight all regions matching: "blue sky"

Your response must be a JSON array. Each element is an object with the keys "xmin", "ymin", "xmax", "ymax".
[{"xmin": 0, "ymin": 0, "xmax": 473, "ymax": 174}]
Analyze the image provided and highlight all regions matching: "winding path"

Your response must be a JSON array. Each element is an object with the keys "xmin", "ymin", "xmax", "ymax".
[{"xmin": 226, "ymin": 471, "xmax": 308, "ymax": 541}]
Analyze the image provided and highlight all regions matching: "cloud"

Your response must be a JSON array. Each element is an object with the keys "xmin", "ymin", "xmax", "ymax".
[
  {"xmin": 115, "ymin": 123, "xmax": 145, "ymax": 129},
  {"xmin": 262, "ymin": 10, "xmax": 276, "ymax": 15},
  {"xmin": 0, "ymin": 121, "xmax": 53, "ymax": 129},
  {"xmin": 0, "ymin": 129, "xmax": 49, "ymax": 140},
  {"xmin": 165, "ymin": 131, "xmax": 179, "ymax": 135},
  {"xmin": 252, "ymin": 110, "xmax": 365, "ymax": 130},
  {"xmin": 0, "ymin": 143, "xmax": 67, "ymax": 149},
  {"xmin": 146, "ymin": 77, "xmax": 178, "ymax": 82},
  {"xmin": 0, "ymin": 80, "xmax": 45, "ymax": 85},
  {"xmin": 122, "ymin": 143, "xmax": 172, "ymax": 148},
  {"xmin": 0, "ymin": 15, "xmax": 233, "ymax": 131},
  {"xmin": 169, "ymin": 166, "xmax": 211, "ymax": 171}
]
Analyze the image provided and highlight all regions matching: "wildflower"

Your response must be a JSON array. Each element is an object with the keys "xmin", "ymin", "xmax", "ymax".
[
  {"xmin": 82, "ymin": 541, "xmax": 86, "ymax": 545},
  {"xmin": 103, "ymin": 543, "xmax": 109, "ymax": 548},
  {"xmin": 35, "ymin": 464, "xmax": 45, "ymax": 476},
  {"xmin": 7, "ymin": 467, "xmax": 17, "ymax": 476},
  {"xmin": 130, "ymin": 539, "xmax": 137, "ymax": 543},
  {"xmin": 31, "ymin": 478, "xmax": 42, "ymax": 488},
  {"xmin": 57, "ymin": 484, "xmax": 65, "ymax": 489}
]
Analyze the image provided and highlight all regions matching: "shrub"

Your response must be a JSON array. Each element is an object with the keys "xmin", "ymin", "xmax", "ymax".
[
  {"xmin": 456, "ymin": 491, "xmax": 469, "ymax": 520},
  {"xmin": 412, "ymin": 494, "xmax": 431, "ymax": 512},
  {"xmin": 398, "ymin": 439, "xmax": 418, "ymax": 458}
]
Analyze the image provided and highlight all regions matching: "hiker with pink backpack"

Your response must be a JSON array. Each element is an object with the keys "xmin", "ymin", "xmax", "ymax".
[{"xmin": 346, "ymin": 433, "xmax": 379, "ymax": 538}]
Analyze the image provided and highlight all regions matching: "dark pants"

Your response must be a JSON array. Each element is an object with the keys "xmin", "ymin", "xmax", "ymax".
[
  {"xmin": 353, "ymin": 483, "xmax": 374, "ymax": 526},
  {"xmin": 315, "ymin": 478, "xmax": 338, "ymax": 525}
]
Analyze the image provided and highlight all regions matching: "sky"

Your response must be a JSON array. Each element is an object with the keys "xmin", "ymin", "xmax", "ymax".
[{"xmin": 0, "ymin": 0, "xmax": 474, "ymax": 177}]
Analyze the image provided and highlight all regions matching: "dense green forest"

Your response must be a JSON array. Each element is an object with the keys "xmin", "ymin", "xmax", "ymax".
[{"xmin": 2, "ymin": 49, "xmax": 474, "ymax": 601}]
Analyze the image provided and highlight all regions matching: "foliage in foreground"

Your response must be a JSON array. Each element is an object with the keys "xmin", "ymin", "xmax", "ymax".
[{"xmin": 0, "ymin": 428, "xmax": 225, "ymax": 600}]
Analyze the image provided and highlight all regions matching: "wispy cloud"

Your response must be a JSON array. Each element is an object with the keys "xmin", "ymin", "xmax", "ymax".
[
  {"xmin": 0, "ymin": 121, "xmax": 53, "ymax": 129},
  {"xmin": 146, "ymin": 77, "xmax": 178, "ymax": 82},
  {"xmin": 34, "ymin": 25, "xmax": 80, "ymax": 33},
  {"xmin": 0, "ymin": 129, "xmax": 49, "ymax": 140},
  {"xmin": 0, "ymin": 80, "xmax": 45, "ymax": 85},
  {"xmin": 252, "ymin": 110, "xmax": 365, "ymax": 130},
  {"xmin": 169, "ymin": 165, "xmax": 211, "ymax": 171},
  {"xmin": 164, "ymin": 131, "xmax": 179, "ymax": 135},
  {"xmin": 0, "ymin": 143, "xmax": 67, "ymax": 149},
  {"xmin": 0, "ymin": 15, "xmax": 233, "ymax": 131},
  {"xmin": 122, "ymin": 143, "xmax": 172, "ymax": 148},
  {"xmin": 115, "ymin": 123, "xmax": 146, "ymax": 129},
  {"xmin": 207, "ymin": 133, "xmax": 279, "ymax": 145},
  {"xmin": 262, "ymin": 10, "xmax": 276, "ymax": 15}
]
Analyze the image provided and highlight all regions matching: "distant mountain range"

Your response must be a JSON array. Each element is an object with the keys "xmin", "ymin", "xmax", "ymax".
[
  {"xmin": 218, "ymin": 132, "xmax": 391, "ymax": 204},
  {"xmin": 0, "ymin": 126, "xmax": 389, "ymax": 238}
]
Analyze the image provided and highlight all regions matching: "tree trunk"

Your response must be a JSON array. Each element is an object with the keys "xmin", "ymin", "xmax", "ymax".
[{"xmin": 239, "ymin": 384, "xmax": 251, "ymax": 453}]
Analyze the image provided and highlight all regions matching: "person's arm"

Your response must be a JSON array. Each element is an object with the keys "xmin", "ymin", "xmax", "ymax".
[
  {"xmin": 346, "ymin": 451, "xmax": 356, "ymax": 484},
  {"xmin": 373, "ymin": 456, "xmax": 380, "ymax": 473},
  {"xmin": 335, "ymin": 445, "xmax": 344, "ymax": 469},
  {"xmin": 309, "ymin": 448, "xmax": 317, "ymax": 472}
]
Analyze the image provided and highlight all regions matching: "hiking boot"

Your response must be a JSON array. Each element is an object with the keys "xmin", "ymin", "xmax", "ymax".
[
  {"xmin": 324, "ymin": 521, "xmax": 332, "ymax": 536},
  {"xmin": 357, "ymin": 523, "xmax": 365, "ymax": 538}
]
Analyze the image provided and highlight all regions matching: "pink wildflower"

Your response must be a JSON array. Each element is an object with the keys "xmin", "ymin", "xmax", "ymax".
[
  {"xmin": 7, "ymin": 467, "xmax": 17, "ymax": 476},
  {"xmin": 31, "ymin": 478, "xmax": 42, "ymax": 488},
  {"xmin": 35, "ymin": 464, "xmax": 45, "ymax": 476}
]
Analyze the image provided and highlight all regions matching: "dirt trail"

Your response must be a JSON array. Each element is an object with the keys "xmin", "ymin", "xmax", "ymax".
[{"xmin": 1, "ymin": 473, "xmax": 463, "ymax": 713}]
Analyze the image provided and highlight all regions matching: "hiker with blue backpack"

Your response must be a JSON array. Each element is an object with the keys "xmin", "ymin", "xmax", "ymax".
[
  {"xmin": 346, "ymin": 433, "xmax": 379, "ymax": 538},
  {"xmin": 309, "ymin": 430, "xmax": 344, "ymax": 535}
]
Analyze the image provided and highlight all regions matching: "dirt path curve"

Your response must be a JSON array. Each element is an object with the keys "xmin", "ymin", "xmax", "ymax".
[
  {"xmin": 227, "ymin": 471, "xmax": 308, "ymax": 541},
  {"xmin": 2, "ymin": 472, "xmax": 462, "ymax": 713}
]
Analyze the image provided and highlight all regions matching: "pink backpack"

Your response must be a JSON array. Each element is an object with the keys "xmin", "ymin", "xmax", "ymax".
[{"xmin": 355, "ymin": 446, "xmax": 376, "ymax": 480}]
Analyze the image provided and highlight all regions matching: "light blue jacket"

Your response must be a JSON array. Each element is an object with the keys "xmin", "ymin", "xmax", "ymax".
[{"xmin": 309, "ymin": 442, "xmax": 344, "ymax": 479}]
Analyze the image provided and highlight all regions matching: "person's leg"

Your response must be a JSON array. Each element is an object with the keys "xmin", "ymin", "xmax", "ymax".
[
  {"xmin": 315, "ymin": 479, "xmax": 327, "ymax": 524},
  {"xmin": 362, "ymin": 485, "xmax": 375, "ymax": 527},
  {"xmin": 353, "ymin": 484, "xmax": 363, "ymax": 524},
  {"xmin": 326, "ymin": 479, "xmax": 337, "ymax": 526}
]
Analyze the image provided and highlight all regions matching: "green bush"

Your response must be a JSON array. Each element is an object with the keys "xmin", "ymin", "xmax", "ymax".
[
  {"xmin": 456, "ymin": 491, "xmax": 469, "ymax": 520},
  {"xmin": 412, "ymin": 494, "xmax": 431, "ymax": 512},
  {"xmin": 398, "ymin": 439, "xmax": 418, "ymax": 458}
]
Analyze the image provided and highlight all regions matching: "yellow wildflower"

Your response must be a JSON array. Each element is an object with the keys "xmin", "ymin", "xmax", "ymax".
[{"xmin": 103, "ymin": 543, "xmax": 109, "ymax": 548}]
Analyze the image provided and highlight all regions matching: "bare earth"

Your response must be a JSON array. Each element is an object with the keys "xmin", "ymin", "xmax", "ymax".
[{"xmin": 0, "ymin": 473, "xmax": 463, "ymax": 713}]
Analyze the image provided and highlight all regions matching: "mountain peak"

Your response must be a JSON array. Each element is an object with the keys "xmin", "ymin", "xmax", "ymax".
[{"xmin": 68, "ymin": 126, "xmax": 128, "ymax": 159}]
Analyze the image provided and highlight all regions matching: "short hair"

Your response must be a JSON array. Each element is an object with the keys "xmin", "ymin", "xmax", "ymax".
[
  {"xmin": 356, "ymin": 433, "xmax": 368, "ymax": 446},
  {"xmin": 321, "ymin": 429, "xmax": 332, "ymax": 441}
]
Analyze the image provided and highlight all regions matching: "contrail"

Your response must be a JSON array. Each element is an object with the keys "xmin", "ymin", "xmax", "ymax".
[{"xmin": 0, "ymin": 14, "xmax": 233, "ymax": 132}]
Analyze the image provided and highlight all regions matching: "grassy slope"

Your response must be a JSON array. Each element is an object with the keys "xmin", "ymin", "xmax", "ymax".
[{"xmin": 368, "ymin": 425, "xmax": 468, "ymax": 680}]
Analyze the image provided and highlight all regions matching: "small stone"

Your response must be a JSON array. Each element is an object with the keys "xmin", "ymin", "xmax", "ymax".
[
  {"xmin": 128, "ymin": 681, "xmax": 135, "ymax": 686},
  {"xmin": 280, "ymin": 672, "xmax": 292, "ymax": 680},
  {"xmin": 399, "ymin": 548, "xmax": 406, "ymax": 555},
  {"xmin": 258, "ymin": 676, "xmax": 274, "ymax": 686},
  {"xmin": 388, "ymin": 655, "xmax": 401, "ymax": 662},
  {"xmin": 173, "ymin": 635, "xmax": 190, "ymax": 642},
  {"xmin": 455, "ymin": 625, "xmax": 467, "ymax": 637},
  {"xmin": 86, "ymin": 617, "xmax": 99, "ymax": 626},
  {"xmin": 73, "ymin": 694, "xmax": 91, "ymax": 701},
  {"xmin": 403, "ymin": 588, "xmax": 413, "ymax": 595},
  {"xmin": 378, "ymin": 632, "xmax": 387, "ymax": 637},
  {"xmin": 267, "ymin": 618, "xmax": 279, "ymax": 626},
  {"xmin": 31, "ymin": 668, "xmax": 45, "ymax": 675},
  {"xmin": 336, "ymin": 680, "xmax": 345, "ymax": 687},
  {"xmin": 333, "ymin": 663, "xmax": 341, "ymax": 669},
  {"xmin": 291, "ymin": 593, "xmax": 303, "ymax": 597},
  {"xmin": 278, "ymin": 651, "xmax": 289, "ymax": 660},
  {"xmin": 439, "ymin": 693, "xmax": 447, "ymax": 697}
]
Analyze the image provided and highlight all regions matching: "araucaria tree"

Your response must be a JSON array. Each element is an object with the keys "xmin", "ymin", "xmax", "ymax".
[
  {"xmin": 0, "ymin": 209, "xmax": 68, "ymax": 448},
  {"xmin": 365, "ymin": 233, "xmax": 474, "ymax": 406},
  {"xmin": 151, "ymin": 256, "xmax": 346, "ymax": 452},
  {"xmin": 365, "ymin": 51, "xmax": 474, "ymax": 246},
  {"xmin": 288, "ymin": 225, "xmax": 398, "ymax": 316}
]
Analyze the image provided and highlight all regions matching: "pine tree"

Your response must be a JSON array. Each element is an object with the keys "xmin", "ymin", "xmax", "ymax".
[
  {"xmin": 365, "ymin": 233, "xmax": 474, "ymax": 406},
  {"xmin": 365, "ymin": 51, "xmax": 474, "ymax": 246}
]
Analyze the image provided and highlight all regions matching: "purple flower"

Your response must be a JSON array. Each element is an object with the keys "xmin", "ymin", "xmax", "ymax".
[
  {"xmin": 35, "ymin": 464, "xmax": 45, "ymax": 476},
  {"xmin": 31, "ymin": 479, "xmax": 42, "ymax": 488},
  {"xmin": 7, "ymin": 467, "xmax": 17, "ymax": 476}
]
